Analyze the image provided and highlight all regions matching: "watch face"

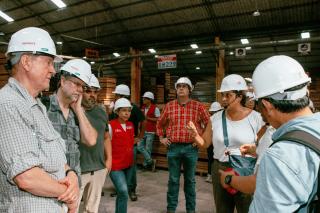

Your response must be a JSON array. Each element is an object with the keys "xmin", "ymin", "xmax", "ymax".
[{"xmin": 224, "ymin": 175, "xmax": 232, "ymax": 185}]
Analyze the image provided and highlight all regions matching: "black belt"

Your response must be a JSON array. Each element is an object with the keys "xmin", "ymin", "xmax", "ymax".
[
  {"xmin": 170, "ymin": 142, "xmax": 193, "ymax": 145},
  {"xmin": 82, "ymin": 171, "xmax": 95, "ymax": 175}
]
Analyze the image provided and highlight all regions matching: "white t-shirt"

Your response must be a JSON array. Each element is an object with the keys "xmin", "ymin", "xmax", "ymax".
[
  {"xmin": 254, "ymin": 125, "xmax": 275, "ymax": 173},
  {"xmin": 211, "ymin": 110, "xmax": 264, "ymax": 162}
]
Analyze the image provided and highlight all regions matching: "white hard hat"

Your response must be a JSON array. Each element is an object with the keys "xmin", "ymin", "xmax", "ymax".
[
  {"xmin": 142, "ymin": 91, "xmax": 154, "ymax": 100},
  {"xmin": 89, "ymin": 74, "xmax": 100, "ymax": 89},
  {"xmin": 60, "ymin": 59, "xmax": 92, "ymax": 85},
  {"xmin": 218, "ymin": 74, "xmax": 248, "ymax": 92},
  {"xmin": 209, "ymin": 102, "xmax": 222, "ymax": 112},
  {"xmin": 6, "ymin": 27, "xmax": 62, "ymax": 62},
  {"xmin": 175, "ymin": 77, "xmax": 194, "ymax": 91},
  {"xmin": 112, "ymin": 84, "xmax": 130, "ymax": 96},
  {"xmin": 114, "ymin": 98, "xmax": 132, "ymax": 112},
  {"xmin": 252, "ymin": 55, "xmax": 311, "ymax": 100}
]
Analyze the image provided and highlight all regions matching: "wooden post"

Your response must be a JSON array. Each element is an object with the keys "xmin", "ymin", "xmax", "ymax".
[
  {"xmin": 215, "ymin": 37, "xmax": 225, "ymax": 103},
  {"xmin": 130, "ymin": 48, "xmax": 142, "ymax": 105}
]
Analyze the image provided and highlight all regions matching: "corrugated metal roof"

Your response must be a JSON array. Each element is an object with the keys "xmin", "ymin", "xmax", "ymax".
[{"xmin": 0, "ymin": 0, "xmax": 318, "ymax": 79}]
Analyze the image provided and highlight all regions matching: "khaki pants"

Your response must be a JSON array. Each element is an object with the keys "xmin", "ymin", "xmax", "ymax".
[{"xmin": 78, "ymin": 169, "xmax": 108, "ymax": 213}]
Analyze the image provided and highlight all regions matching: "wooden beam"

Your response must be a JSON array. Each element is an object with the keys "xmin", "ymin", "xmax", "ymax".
[
  {"xmin": 130, "ymin": 48, "xmax": 142, "ymax": 105},
  {"xmin": 215, "ymin": 36, "xmax": 225, "ymax": 103}
]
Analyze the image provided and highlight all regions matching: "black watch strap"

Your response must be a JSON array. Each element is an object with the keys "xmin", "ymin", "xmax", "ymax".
[
  {"xmin": 65, "ymin": 168, "xmax": 77, "ymax": 176},
  {"xmin": 224, "ymin": 175, "xmax": 233, "ymax": 185}
]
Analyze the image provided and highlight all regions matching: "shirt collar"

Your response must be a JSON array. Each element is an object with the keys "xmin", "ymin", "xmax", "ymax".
[
  {"xmin": 8, "ymin": 77, "xmax": 37, "ymax": 107},
  {"xmin": 49, "ymin": 94, "xmax": 61, "ymax": 112},
  {"xmin": 49, "ymin": 94, "xmax": 76, "ymax": 119}
]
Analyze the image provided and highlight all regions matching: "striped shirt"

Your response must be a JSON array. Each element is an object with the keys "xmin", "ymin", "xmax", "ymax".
[
  {"xmin": 156, "ymin": 99, "xmax": 210, "ymax": 143},
  {"xmin": 0, "ymin": 78, "xmax": 67, "ymax": 212}
]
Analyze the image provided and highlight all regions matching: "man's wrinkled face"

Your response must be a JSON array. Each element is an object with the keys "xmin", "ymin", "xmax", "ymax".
[{"xmin": 25, "ymin": 54, "xmax": 56, "ymax": 92}]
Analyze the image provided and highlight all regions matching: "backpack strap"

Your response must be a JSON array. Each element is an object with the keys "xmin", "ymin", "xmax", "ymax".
[
  {"xmin": 272, "ymin": 130, "xmax": 320, "ymax": 212},
  {"xmin": 272, "ymin": 130, "xmax": 320, "ymax": 153},
  {"xmin": 221, "ymin": 110, "xmax": 229, "ymax": 147}
]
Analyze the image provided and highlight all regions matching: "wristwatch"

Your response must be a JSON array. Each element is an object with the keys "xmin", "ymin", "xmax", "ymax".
[{"xmin": 224, "ymin": 175, "xmax": 233, "ymax": 185}]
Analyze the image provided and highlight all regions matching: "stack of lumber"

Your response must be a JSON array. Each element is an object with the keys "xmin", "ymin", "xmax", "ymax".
[
  {"xmin": 0, "ymin": 53, "xmax": 9, "ymax": 89},
  {"xmin": 98, "ymin": 77, "xmax": 116, "ymax": 106}
]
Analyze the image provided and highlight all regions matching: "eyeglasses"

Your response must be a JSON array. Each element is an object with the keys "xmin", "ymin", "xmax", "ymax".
[{"xmin": 66, "ymin": 78, "xmax": 86, "ymax": 90}]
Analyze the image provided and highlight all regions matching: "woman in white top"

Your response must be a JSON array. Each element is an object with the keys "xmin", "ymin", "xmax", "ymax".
[{"xmin": 187, "ymin": 74, "xmax": 264, "ymax": 213}]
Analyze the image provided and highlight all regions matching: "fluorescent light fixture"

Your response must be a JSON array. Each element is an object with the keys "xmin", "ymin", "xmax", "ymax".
[
  {"xmin": 301, "ymin": 32, "xmax": 310, "ymax": 39},
  {"xmin": 245, "ymin": 46, "xmax": 252, "ymax": 50},
  {"xmin": 196, "ymin": 67, "xmax": 200, "ymax": 70},
  {"xmin": 83, "ymin": 56, "xmax": 87, "ymax": 59},
  {"xmin": 190, "ymin": 44, "xmax": 198, "ymax": 49},
  {"xmin": 90, "ymin": 61, "xmax": 95, "ymax": 64},
  {"xmin": 113, "ymin": 52, "xmax": 120, "ymax": 57},
  {"xmin": 241, "ymin": 38, "xmax": 249, "ymax": 44},
  {"xmin": 56, "ymin": 41, "xmax": 63, "ymax": 45},
  {"xmin": 195, "ymin": 51, "xmax": 202, "ymax": 55},
  {"xmin": 0, "ymin": 11, "xmax": 14, "ymax": 22},
  {"xmin": 244, "ymin": 77, "xmax": 252, "ymax": 82},
  {"xmin": 154, "ymin": 55, "xmax": 159, "ymax": 58},
  {"xmin": 148, "ymin": 48, "xmax": 156, "ymax": 53},
  {"xmin": 229, "ymin": 51, "xmax": 234, "ymax": 55},
  {"xmin": 50, "ymin": 0, "xmax": 66, "ymax": 8}
]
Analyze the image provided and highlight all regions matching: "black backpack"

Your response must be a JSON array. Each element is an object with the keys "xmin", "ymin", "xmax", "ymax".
[{"xmin": 272, "ymin": 130, "xmax": 320, "ymax": 213}]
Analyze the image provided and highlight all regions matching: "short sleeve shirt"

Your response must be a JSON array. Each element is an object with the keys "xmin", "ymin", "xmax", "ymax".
[
  {"xmin": 79, "ymin": 105, "xmax": 109, "ymax": 173},
  {"xmin": 0, "ymin": 78, "xmax": 66, "ymax": 212}
]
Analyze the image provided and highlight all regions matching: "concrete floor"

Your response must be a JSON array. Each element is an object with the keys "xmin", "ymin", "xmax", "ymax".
[{"xmin": 85, "ymin": 168, "xmax": 215, "ymax": 213}]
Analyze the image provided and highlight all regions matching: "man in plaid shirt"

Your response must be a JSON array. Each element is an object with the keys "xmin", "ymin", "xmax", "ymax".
[{"xmin": 156, "ymin": 77, "xmax": 210, "ymax": 213}]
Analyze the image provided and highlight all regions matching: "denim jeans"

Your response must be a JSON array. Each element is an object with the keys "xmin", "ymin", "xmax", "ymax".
[
  {"xmin": 110, "ymin": 166, "xmax": 134, "ymax": 213},
  {"xmin": 137, "ymin": 132, "xmax": 155, "ymax": 166},
  {"xmin": 127, "ymin": 144, "xmax": 137, "ymax": 192},
  {"xmin": 167, "ymin": 143, "xmax": 198, "ymax": 212}
]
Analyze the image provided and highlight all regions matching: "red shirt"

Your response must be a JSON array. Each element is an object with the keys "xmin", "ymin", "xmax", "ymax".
[
  {"xmin": 110, "ymin": 119, "xmax": 134, "ymax": 171},
  {"xmin": 156, "ymin": 99, "xmax": 210, "ymax": 143}
]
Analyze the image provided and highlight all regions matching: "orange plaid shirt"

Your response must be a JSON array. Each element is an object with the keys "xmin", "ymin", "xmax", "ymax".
[{"xmin": 156, "ymin": 99, "xmax": 210, "ymax": 143}]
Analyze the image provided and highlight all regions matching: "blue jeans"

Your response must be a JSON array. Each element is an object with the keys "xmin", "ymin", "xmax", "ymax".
[
  {"xmin": 137, "ymin": 132, "xmax": 155, "ymax": 166},
  {"xmin": 110, "ymin": 166, "xmax": 134, "ymax": 213},
  {"xmin": 167, "ymin": 143, "xmax": 198, "ymax": 212},
  {"xmin": 127, "ymin": 145, "xmax": 137, "ymax": 192}
]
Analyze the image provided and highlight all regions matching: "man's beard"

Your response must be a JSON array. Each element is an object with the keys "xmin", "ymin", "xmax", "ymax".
[{"xmin": 84, "ymin": 98, "xmax": 96, "ymax": 109}]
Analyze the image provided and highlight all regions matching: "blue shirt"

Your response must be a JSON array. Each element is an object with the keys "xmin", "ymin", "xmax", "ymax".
[{"xmin": 250, "ymin": 112, "xmax": 320, "ymax": 212}]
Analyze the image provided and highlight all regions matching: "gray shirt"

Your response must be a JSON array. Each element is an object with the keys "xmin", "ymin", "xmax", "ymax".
[
  {"xmin": 0, "ymin": 78, "xmax": 67, "ymax": 213},
  {"xmin": 79, "ymin": 105, "xmax": 109, "ymax": 173}
]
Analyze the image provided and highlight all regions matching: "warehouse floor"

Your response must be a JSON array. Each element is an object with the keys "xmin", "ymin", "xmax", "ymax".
[{"xmin": 80, "ymin": 168, "xmax": 215, "ymax": 213}]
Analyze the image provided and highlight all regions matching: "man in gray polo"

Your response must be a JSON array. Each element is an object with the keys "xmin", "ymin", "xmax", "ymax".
[{"xmin": 0, "ymin": 27, "xmax": 79, "ymax": 212}]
